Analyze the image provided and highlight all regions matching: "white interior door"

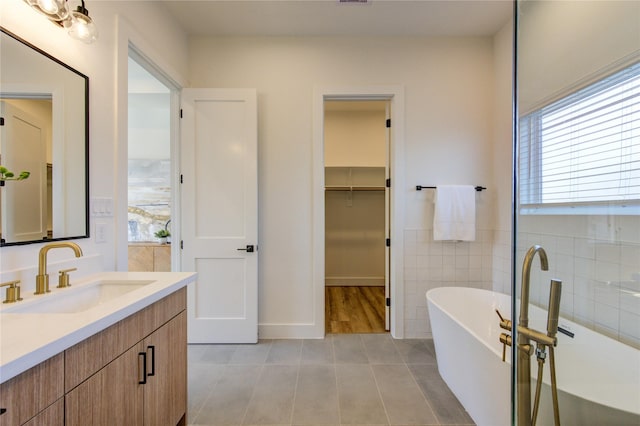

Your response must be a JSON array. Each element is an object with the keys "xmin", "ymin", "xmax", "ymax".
[
  {"xmin": 181, "ymin": 88, "xmax": 258, "ymax": 343},
  {"xmin": 0, "ymin": 101, "xmax": 47, "ymax": 243}
]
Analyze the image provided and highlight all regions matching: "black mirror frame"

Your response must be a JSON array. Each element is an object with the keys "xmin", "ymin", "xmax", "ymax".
[{"xmin": 0, "ymin": 27, "xmax": 90, "ymax": 246}]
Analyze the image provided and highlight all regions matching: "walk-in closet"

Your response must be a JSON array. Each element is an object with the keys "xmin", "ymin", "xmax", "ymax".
[{"xmin": 324, "ymin": 100, "xmax": 390, "ymax": 333}]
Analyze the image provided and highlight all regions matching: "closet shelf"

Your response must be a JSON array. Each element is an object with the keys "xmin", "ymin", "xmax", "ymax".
[{"xmin": 325, "ymin": 185, "xmax": 385, "ymax": 192}]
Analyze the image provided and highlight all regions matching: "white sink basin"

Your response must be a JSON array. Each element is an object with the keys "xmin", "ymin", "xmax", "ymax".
[{"xmin": 3, "ymin": 280, "xmax": 155, "ymax": 314}]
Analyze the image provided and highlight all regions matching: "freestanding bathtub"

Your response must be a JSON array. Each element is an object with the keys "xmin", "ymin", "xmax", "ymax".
[{"xmin": 426, "ymin": 287, "xmax": 640, "ymax": 426}]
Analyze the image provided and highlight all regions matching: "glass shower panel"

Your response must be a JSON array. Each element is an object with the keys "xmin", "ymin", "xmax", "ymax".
[{"xmin": 514, "ymin": 1, "xmax": 640, "ymax": 425}]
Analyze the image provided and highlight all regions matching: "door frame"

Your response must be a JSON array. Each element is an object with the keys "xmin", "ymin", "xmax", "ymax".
[
  {"xmin": 312, "ymin": 86, "xmax": 406, "ymax": 338},
  {"xmin": 127, "ymin": 48, "xmax": 181, "ymax": 269},
  {"xmin": 115, "ymin": 16, "xmax": 186, "ymax": 271}
]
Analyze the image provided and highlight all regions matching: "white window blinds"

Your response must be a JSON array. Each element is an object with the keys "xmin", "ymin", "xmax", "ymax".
[{"xmin": 519, "ymin": 61, "xmax": 640, "ymax": 207}]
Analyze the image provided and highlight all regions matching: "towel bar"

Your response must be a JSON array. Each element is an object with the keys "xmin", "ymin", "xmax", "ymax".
[{"xmin": 416, "ymin": 185, "xmax": 486, "ymax": 192}]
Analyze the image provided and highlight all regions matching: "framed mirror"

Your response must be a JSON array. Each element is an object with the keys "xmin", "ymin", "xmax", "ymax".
[{"xmin": 0, "ymin": 27, "xmax": 89, "ymax": 246}]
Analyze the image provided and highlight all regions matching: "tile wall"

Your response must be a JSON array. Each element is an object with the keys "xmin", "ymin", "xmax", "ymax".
[
  {"xmin": 408, "ymin": 222, "xmax": 640, "ymax": 349},
  {"xmin": 403, "ymin": 227, "xmax": 498, "ymax": 338},
  {"xmin": 517, "ymin": 232, "xmax": 640, "ymax": 349}
]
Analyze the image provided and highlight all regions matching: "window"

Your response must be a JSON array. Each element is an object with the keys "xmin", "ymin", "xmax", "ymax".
[{"xmin": 519, "ymin": 61, "xmax": 640, "ymax": 213}]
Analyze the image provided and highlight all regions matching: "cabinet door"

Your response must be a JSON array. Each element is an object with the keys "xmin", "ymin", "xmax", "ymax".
[
  {"xmin": 128, "ymin": 246, "xmax": 154, "ymax": 271},
  {"xmin": 143, "ymin": 312, "xmax": 187, "ymax": 426},
  {"xmin": 0, "ymin": 353, "xmax": 63, "ymax": 426},
  {"xmin": 66, "ymin": 342, "xmax": 144, "ymax": 426},
  {"xmin": 22, "ymin": 399, "xmax": 63, "ymax": 426},
  {"xmin": 153, "ymin": 246, "xmax": 171, "ymax": 272}
]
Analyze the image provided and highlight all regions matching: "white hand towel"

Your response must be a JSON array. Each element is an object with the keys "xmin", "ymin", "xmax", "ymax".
[{"xmin": 433, "ymin": 185, "xmax": 476, "ymax": 241}]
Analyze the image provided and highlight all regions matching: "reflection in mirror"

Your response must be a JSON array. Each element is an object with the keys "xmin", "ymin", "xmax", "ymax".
[{"xmin": 0, "ymin": 27, "xmax": 89, "ymax": 246}]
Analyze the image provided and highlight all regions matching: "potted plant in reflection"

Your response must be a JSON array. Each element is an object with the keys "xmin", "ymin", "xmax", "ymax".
[
  {"xmin": 0, "ymin": 166, "xmax": 30, "ymax": 186},
  {"xmin": 154, "ymin": 229, "xmax": 170, "ymax": 244}
]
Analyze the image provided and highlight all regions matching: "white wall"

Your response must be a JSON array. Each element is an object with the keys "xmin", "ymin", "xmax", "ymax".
[
  {"xmin": 0, "ymin": 1, "xmax": 188, "ymax": 288},
  {"xmin": 518, "ymin": 0, "xmax": 639, "ymax": 112},
  {"xmin": 189, "ymin": 36, "xmax": 497, "ymax": 337},
  {"xmin": 492, "ymin": 20, "xmax": 514, "ymax": 296},
  {"xmin": 324, "ymin": 106, "xmax": 386, "ymax": 167}
]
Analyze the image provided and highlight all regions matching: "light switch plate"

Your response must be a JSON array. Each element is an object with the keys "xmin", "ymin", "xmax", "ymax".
[
  {"xmin": 95, "ymin": 222, "xmax": 107, "ymax": 243},
  {"xmin": 91, "ymin": 197, "xmax": 114, "ymax": 217}
]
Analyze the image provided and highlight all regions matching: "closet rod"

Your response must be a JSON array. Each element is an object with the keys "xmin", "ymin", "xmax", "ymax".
[
  {"xmin": 325, "ymin": 186, "xmax": 385, "ymax": 191},
  {"xmin": 415, "ymin": 185, "xmax": 486, "ymax": 192}
]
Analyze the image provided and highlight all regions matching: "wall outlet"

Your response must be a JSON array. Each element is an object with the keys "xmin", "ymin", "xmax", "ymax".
[{"xmin": 95, "ymin": 222, "xmax": 107, "ymax": 243}]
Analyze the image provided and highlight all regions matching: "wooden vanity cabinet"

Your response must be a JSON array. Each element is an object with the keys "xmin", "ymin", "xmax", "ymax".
[
  {"xmin": 128, "ymin": 244, "xmax": 171, "ymax": 272},
  {"xmin": 22, "ymin": 399, "xmax": 64, "ymax": 426},
  {"xmin": 142, "ymin": 311, "xmax": 187, "ymax": 426},
  {"xmin": 0, "ymin": 354, "xmax": 64, "ymax": 426},
  {"xmin": 65, "ymin": 288, "xmax": 187, "ymax": 426},
  {"xmin": 0, "ymin": 287, "xmax": 187, "ymax": 426},
  {"xmin": 65, "ymin": 342, "xmax": 145, "ymax": 425}
]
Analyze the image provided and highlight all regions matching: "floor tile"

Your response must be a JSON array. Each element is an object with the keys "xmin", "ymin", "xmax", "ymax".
[
  {"xmin": 201, "ymin": 344, "xmax": 239, "ymax": 364},
  {"xmin": 361, "ymin": 334, "xmax": 403, "ymax": 364},
  {"xmin": 336, "ymin": 364, "xmax": 388, "ymax": 424},
  {"xmin": 229, "ymin": 340, "xmax": 272, "ymax": 364},
  {"xmin": 187, "ymin": 363, "xmax": 226, "ymax": 417},
  {"xmin": 188, "ymin": 344, "xmax": 208, "ymax": 363},
  {"xmin": 333, "ymin": 334, "xmax": 369, "ymax": 364},
  {"xmin": 301, "ymin": 337, "xmax": 335, "ymax": 364},
  {"xmin": 267, "ymin": 339, "xmax": 303, "ymax": 364},
  {"xmin": 372, "ymin": 364, "xmax": 438, "ymax": 425},
  {"xmin": 187, "ymin": 336, "xmax": 474, "ymax": 426},
  {"xmin": 408, "ymin": 364, "xmax": 474, "ymax": 425},
  {"xmin": 192, "ymin": 364, "xmax": 262, "ymax": 425},
  {"xmin": 292, "ymin": 365, "xmax": 339, "ymax": 424},
  {"xmin": 392, "ymin": 339, "xmax": 437, "ymax": 364},
  {"xmin": 243, "ymin": 365, "xmax": 299, "ymax": 424}
]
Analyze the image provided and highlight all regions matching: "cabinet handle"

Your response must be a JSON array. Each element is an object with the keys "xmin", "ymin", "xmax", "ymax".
[
  {"xmin": 147, "ymin": 345, "xmax": 156, "ymax": 377},
  {"xmin": 138, "ymin": 352, "xmax": 147, "ymax": 384},
  {"xmin": 0, "ymin": 408, "xmax": 6, "ymax": 415}
]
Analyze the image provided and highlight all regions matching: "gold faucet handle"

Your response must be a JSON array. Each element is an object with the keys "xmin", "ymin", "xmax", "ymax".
[
  {"xmin": 496, "ymin": 309, "xmax": 512, "ymax": 331},
  {"xmin": 57, "ymin": 268, "xmax": 77, "ymax": 288},
  {"xmin": 499, "ymin": 332, "xmax": 512, "ymax": 362},
  {"xmin": 1, "ymin": 280, "xmax": 23, "ymax": 303}
]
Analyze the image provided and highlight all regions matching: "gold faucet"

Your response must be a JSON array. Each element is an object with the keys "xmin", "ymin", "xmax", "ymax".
[
  {"xmin": 498, "ymin": 245, "xmax": 562, "ymax": 426},
  {"xmin": 517, "ymin": 245, "xmax": 549, "ymax": 426},
  {"xmin": 35, "ymin": 242, "xmax": 83, "ymax": 295}
]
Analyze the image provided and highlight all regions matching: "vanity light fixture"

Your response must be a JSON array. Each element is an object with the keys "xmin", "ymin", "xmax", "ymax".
[{"xmin": 23, "ymin": 0, "xmax": 98, "ymax": 44}]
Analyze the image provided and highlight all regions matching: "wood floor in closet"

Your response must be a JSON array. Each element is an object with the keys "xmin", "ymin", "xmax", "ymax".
[{"xmin": 325, "ymin": 286, "xmax": 386, "ymax": 333}]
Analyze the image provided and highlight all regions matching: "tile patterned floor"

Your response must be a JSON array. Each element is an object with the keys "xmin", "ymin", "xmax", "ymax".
[{"xmin": 187, "ymin": 334, "xmax": 476, "ymax": 425}]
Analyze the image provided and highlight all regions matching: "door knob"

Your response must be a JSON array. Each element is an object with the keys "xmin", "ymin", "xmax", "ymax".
[{"xmin": 237, "ymin": 245, "xmax": 255, "ymax": 253}]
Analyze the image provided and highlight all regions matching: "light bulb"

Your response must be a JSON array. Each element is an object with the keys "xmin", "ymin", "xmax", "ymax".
[
  {"xmin": 37, "ymin": 0, "xmax": 59, "ymax": 14},
  {"xmin": 67, "ymin": 7, "xmax": 98, "ymax": 43},
  {"xmin": 25, "ymin": 0, "xmax": 70, "ymax": 21}
]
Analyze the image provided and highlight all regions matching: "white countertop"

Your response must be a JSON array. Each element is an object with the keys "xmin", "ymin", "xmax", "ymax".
[{"xmin": 0, "ymin": 271, "xmax": 196, "ymax": 384}]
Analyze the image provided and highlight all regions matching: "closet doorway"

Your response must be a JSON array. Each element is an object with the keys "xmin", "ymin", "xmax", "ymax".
[{"xmin": 324, "ymin": 100, "xmax": 390, "ymax": 333}]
